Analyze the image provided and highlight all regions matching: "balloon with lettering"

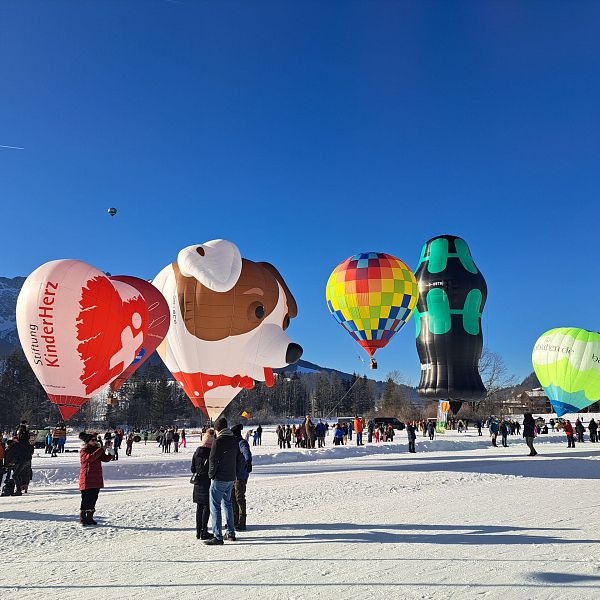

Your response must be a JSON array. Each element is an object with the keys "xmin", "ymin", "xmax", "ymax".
[
  {"xmin": 16, "ymin": 260, "xmax": 149, "ymax": 420},
  {"xmin": 108, "ymin": 276, "xmax": 170, "ymax": 393},
  {"xmin": 153, "ymin": 240, "xmax": 302, "ymax": 420},
  {"xmin": 414, "ymin": 235, "xmax": 487, "ymax": 404},
  {"xmin": 532, "ymin": 327, "xmax": 600, "ymax": 416},
  {"xmin": 326, "ymin": 252, "xmax": 419, "ymax": 361}
]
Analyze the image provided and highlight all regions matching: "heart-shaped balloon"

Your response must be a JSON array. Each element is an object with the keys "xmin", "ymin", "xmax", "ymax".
[
  {"xmin": 16, "ymin": 260, "xmax": 149, "ymax": 420},
  {"xmin": 109, "ymin": 276, "xmax": 169, "ymax": 393}
]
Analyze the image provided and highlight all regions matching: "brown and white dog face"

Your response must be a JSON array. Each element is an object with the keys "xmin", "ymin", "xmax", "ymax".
[
  {"xmin": 153, "ymin": 240, "xmax": 302, "ymax": 419},
  {"xmin": 173, "ymin": 257, "xmax": 298, "ymax": 341}
]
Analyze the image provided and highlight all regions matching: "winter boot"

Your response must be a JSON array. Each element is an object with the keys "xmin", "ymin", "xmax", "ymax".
[
  {"xmin": 236, "ymin": 515, "xmax": 247, "ymax": 531},
  {"xmin": 200, "ymin": 529, "xmax": 214, "ymax": 540},
  {"xmin": 83, "ymin": 510, "xmax": 97, "ymax": 526},
  {"xmin": 204, "ymin": 537, "xmax": 224, "ymax": 545},
  {"xmin": 223, "ymin": 532, "xmax": 236, "ymax": 541},
  {"xmin": 79, "ymin": 511, "xmax": 86, "ymax": 525}
]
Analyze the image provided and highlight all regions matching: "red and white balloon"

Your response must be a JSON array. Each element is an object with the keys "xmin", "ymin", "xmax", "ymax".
[{"xmin": 16, "ymin": 260, "xmax": 150, "ymax": 420}]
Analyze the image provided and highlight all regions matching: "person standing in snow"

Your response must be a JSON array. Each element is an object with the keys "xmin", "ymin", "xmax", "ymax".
[
  {"xmin": 354, "ymin": 416, "xmax": 364, "ymax": 446},
  {"xmin": 367, "ymin": 419, "xmax": 374, "ymax": 444},
  {"xmin": 4, "ymin": 431, "xmax": 34, "ymax": 495},
  {"xmin": 304, "ymin": 416, "xmax": 316, "ymax": 449},
  {"xmin": 285, "ymin": 425, "xmax": 292, "ymax": 448},
  {"xmin": 489, "ymin": 418, "xmax": 500, "ymax": 447},
  {"xmin": 231, "ymin": 425, "xmax": 252, "ymax": 531},
  {"xmin": 499, "ymin": 420, "xmax": 509, "ymax": 447},
  {"xmin": 427, "ymin": 421, "xmax": 436, "ymax": 441},
  {"xmin": 256, "ymin": 424, "xmax": 263, "ymax": 446},
  {"xmin": 522, "ymin": 413, "xmax": 537, "ymax": 456},
  {"xmin": 406, "ymin": 422, "xmax": 416, "ymax": 453},
  {"xmin": 588, "ymin": 418, "xmax": 598, "ymax": 443},
  {"xmin": 564, "ymin": 420, "xmax": 575, "ymax": 448},
  {"xmin": 575, "ymin": 419, "xmax": 585, "ymax": 443},
  {"xmin": 206, "ymin": 417, "xmax": 239, "ymax": 545},
  {"xmin": 179, "ymin": 428, "xmax": 187, "ymax": 449},
  {"xmin": 125, "ymin": 432, "xmax": 134, "ymax": 456},
  {"xmin": 191, "ymin": 429, "xmax": 214, "ymax": 540},
  {"xmin": 78, "ymin": 432, "xmax": 113, "ymax": 525}
]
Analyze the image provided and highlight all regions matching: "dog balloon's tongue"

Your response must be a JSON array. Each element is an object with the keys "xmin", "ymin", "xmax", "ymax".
[{"xmin": 264, "ymin": 367, "xmax": 275, "ymax": 387}]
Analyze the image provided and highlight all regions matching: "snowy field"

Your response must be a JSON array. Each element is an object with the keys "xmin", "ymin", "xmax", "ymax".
[{"xmin": 1, "ymin": 428, "xmax": 599, "ymax": 599}]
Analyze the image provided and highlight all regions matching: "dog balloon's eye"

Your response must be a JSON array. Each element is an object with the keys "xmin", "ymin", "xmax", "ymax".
[
  {"xmin": 283, "ymin": 315, "xmax": 290, "ymax": 330},
  {"xmin": 255, "ymin": 305, "xmax": 265, "ymax": 319}
]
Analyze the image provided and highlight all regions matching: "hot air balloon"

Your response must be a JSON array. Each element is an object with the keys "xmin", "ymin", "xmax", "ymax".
[
  {"xmin": 108, "ymin": 207, "xmax": 117, "ymax": 217},
  {"xmin": 16, "ymin": 260, "xmax": 149, "ymax": 419},
  {"xmin": 414, "ymin": 235, "xmax": 487, "ymax": 407},
  {"xmin": 326, "ymin": 252, "xmax": 419, "ymax": 367},
  {"xmin": 152, "ymin": 240, "xmax": 302, "ymax": 420},
  {"xmin": 108, "ymin": 276, "xmax": 170, "ymax": 394},
  {"xmin": 532, "ymin": 327, "xmax": 600, "ymax": 416}
]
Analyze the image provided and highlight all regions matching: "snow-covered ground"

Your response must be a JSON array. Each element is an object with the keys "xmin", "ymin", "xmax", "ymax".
[{"xmin": 1, "ymin": 428, "xmax": 599, "ymax": 599}]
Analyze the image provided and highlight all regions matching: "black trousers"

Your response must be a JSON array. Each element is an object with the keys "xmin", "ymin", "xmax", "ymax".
[
  {"xmin": 567, "ymin": 434, "xmax": 575, "ymax": 448},
  {"xmin": 196, "ymin": 503, "xmax": 210, "ymax": 535},
  {"xmin": 525, "ymin": 437, "xmax": 536, "ymax": 454},
  {"xmin": 80, "ymin": 488, "xmax": 100, "ymax": 511},
  {"xmin": 501, "ymin": 434, "xmax": 508, "ymax": 447},
  {"xmin": 408, "ymin": 440, "xmax": 416, "ymax": 453}
]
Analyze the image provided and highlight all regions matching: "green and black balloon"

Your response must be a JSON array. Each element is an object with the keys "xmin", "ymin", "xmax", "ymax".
[{"xmin": 414, "ymin": 235, "xmax": 487, "ymax": 406}]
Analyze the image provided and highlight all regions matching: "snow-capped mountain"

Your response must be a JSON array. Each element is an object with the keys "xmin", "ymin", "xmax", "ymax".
[{"xmin": 0, "ymin": 276, "xmax": 24, "ymax": 353}]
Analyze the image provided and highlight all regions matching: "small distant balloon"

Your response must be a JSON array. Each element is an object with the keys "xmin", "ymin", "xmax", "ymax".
[{"xmin": 108, "ymin": 207, "xmax": 117, "ymax": 217}]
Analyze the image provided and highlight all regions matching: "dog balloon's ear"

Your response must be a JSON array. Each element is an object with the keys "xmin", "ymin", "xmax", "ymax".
[{"xmin": 177, "ymin": 240, "xmax": 242, "ymax": 292}]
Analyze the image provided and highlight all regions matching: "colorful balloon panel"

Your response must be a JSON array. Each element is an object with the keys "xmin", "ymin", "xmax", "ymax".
[
  {"xmin": 16, "ymin": 260, "xmax": 149, "ymax": 420},
  {"xmin": 415, "ymin": 235, "xmax": 487, "ymax": 401},
  {"xmin": 109, "ymin": 276, "xmax": 170, "ymax": 393},
  {"xmin": 532, "ymin": 327, "xmax": 600, "ymax": 416},
  {"xmin": 326, "ymin": 252, "xmax": 418, "ymax": 357}
]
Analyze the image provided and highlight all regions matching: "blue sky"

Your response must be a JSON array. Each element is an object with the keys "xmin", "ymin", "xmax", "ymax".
[{"xmin": 1, "ymin": 1, "xmax": 599, "ymax": 383}]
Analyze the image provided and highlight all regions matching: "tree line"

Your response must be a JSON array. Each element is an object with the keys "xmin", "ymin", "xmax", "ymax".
[{"xmin": 0, "ymin": 349, "xmax": 416, "ymax": 430}]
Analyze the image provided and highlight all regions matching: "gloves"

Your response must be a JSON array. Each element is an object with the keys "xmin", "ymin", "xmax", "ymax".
[{"xmin": 246, "ymin": 460, "xmax": 252, "ymax": 473}]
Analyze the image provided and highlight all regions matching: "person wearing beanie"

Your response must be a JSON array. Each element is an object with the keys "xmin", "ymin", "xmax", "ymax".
[
  {"xmin": 206, "ymin": 417, "xmax": 240, "ymax": 545},
  {"xmin": 191, "ymin": 428, "xmax": 215, "ymax": 540},
  {"xmin": 78, "ymin": 431, "xmax": 114, "ymax": 526},
  {"xmin": 231, "ymin": 424, "xmax": 253, "ymax": 531}
]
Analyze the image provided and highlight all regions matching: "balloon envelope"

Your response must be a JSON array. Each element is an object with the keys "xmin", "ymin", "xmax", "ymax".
[
  {"xmin": 108, "ymin": 207, "xmax": 117, "ymax": 217},
  {"xmin": 109, "ymin": 276, "xmax": 170, "ymax": 393},
  {"xmin": 153, "ymin": 240, "xmax": 301, "ymax": 420},
  {"xmin": 326, "ymin": 252, "xmax": 418, "ymax": 357},
  {"xmin": 532, "ymin": 327, "xmax": 600, "ymax": 416},
  {"xmin": 16, "ymin": 260, "xmax": 149, "ymax": 419},
  {"xmin": 414, "ymin": 235, "xmax": 487, "ymax": 401}
]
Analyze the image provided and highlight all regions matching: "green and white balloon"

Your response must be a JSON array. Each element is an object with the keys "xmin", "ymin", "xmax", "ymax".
[{"xmin": 532, "ymin": 327, "xmax": 600, "ymax": 416}]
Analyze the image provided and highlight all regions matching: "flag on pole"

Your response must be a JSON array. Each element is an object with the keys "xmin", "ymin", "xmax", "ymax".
[{"xmin": 241, "ymin": 410, "xmax": 252, "ymax": 419}]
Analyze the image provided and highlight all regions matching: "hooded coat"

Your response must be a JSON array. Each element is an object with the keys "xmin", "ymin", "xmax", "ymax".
[
  {"xmin": 79, "ymin": 445, "xmax": 113, "ymax": 490},
  {"xmin": 208, "ymin": 429, "xmax": 239, "ymax": 481},
  {"xmin": 191, "ymin": 446, "xmax": 212, "ymax": 503}
]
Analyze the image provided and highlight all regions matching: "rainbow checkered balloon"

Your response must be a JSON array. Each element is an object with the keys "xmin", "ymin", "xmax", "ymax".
[{"xmin": 326, "ymin": 252, "xmax": 419, "ymax": 357}]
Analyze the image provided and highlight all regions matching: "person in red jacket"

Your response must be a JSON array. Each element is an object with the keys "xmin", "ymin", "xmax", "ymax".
[
  {"xmin": 79, "ymin": 432, "xmax": 114, "ymax": 525},
  {"xmin": 563, "ymin": 420, "xmax": 575, "ymax": 448}
]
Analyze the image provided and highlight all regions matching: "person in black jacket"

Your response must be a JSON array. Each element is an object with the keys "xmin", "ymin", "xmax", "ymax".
[
  {"xmin": 191, "ymin": 429, "xmax": 214, "ymax": 540},
  {"xmin": 231, "ymin": 424, "xmax": 252, "ymax": 531},
  {"xmin": 406, "ymin": 422, "xmax": 416, "ymax": 453},
  {"xmin": 522, "ymin": 413, "xmax": 537, "ymax": 456},
  {"xmin": 205, "ymin": 417, "xmax": 239, "ymax": 545},
  {"xmin": 4, "ymin": 432, "xmax": 34, "ymax": 495},
  {"xmin": 588, "ymin": 418, "xmax": 598, "ymax": 443}
]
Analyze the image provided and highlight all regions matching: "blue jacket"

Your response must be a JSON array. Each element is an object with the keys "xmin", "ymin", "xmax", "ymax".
[
  {"xmin": 235, "ymin": 436, "xmax": 252, "ymax": 481},
  {"xmin": 315, "ymin": 422, "xmax": 326, "ymax": 437}
]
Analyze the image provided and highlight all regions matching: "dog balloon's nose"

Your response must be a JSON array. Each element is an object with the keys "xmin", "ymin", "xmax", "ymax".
[{"xmin": 285, "ymin": 343, "xmax": 303, "ymax": 365}]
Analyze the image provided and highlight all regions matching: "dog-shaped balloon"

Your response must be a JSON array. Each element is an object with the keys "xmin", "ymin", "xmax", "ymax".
[{"xmin": 153, "ymin": 240, "xmax": 302, "ymax": 419}]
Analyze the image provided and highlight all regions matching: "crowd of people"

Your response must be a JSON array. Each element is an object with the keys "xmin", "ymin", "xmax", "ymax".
[{"xmin": 1, "ymin": 413, "xmax": 598, "ymax": 517}]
